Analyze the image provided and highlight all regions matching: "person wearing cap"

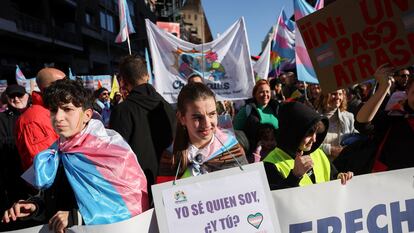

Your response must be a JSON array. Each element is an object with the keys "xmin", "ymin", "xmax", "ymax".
[
  {"xmin": 263, "ymin": 102, "xmax": 353, "ymax": 190},
  {"xmin": 15, "ymin": 68, "xmax": 64, "ymax": 171},
  {"xmin": 0, "ymin": 85, "xmax": 31, "ymax": 217},
  {"xmin": 93, "ymin": 87, "xmax": 112, "ymax": 127}
]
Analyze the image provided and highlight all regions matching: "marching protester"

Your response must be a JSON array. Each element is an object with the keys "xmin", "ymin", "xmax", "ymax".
[
  {"xmin": 0, "ymin": 85, "xmax": 31, "ymax": 215},
  {"xmin": 307, "ymin": 84, "xmax": 322, "ymax": 110},
  {"xmin": 110, "ymin": 55, "xmax": 176, "ymax": 201},
  {"xmin": 356, "ymin": 64, "xmax": 414, "ymax": 171},
  {"xmin": 269, "ymin": 78, "xmax": 286, "ymax": 103},
  {"xmin": 234, "ymin": 79, "xmax": 279, "ymax": 162},
  {"xmin": 2, "ymin": 79, "xmax": 148, "ymax": 232},
  {"xmin": 263, "ymin": 102, "xmax": 353, "ymax": 190},
  {"xmin": 92, "ymin": 87, "xmax": 112, "ymax": 127},
  {"xmin": 111, "ymin": 91, "xmax": 123, "ymax": 106},
  {"xmin": 15, "ymin": 68, "xmax": 64, "ymax": 171},
  {"xmin": 384, "ymin": 67, "xmax": 411, "ymax": 110},
  {"xmin": 172, "ymin": 83, "xmax": 248, "ymax": 178},
  {"xmin": 319, "ymin": 89, "xmax": 358, "ymax": 161}
]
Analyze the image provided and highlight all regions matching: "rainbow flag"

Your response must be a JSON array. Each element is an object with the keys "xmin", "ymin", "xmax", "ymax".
[
  {"xmin": 294, "ymin": 0, "xmax": 324, "ymax": 84},
  {"xmin": 115, "ymin": 0, "xmax": 136, "ymax": 43},
  {"xmin": 23, "ymin": 119, "xmax": 148, "ymax": 225}
]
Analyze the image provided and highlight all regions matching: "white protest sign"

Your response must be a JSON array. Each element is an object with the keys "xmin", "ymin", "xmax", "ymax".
[
  {"xmin": 152, "ymin": 163, "xmax": 280, "ymax": 233},
  {"xmin": 272, "ymin": 167, "xmax": 414, "ymax": 233}
]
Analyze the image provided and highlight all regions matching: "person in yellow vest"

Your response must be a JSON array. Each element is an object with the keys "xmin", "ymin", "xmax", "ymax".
[{"xmin": 263, "ymin": 102, "xmax": 353, "ymax": 190}]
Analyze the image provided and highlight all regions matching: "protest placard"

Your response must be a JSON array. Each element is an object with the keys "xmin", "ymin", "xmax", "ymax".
[
  {"xmin": 152, "ymin": 163, "xmax": 280, "ymax": 233},
  {"xmin": 297, "ymin": 0, "xmax": 414, "ymax": 93},
  {"xmin": 272, "ymin": 167, "xmax": 414, "ymax": 233}
]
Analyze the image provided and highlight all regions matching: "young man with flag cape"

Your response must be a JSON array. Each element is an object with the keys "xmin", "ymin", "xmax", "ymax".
[{"xmin": 2, "ymin": 79, "xmax": 148, "ymax": 232}]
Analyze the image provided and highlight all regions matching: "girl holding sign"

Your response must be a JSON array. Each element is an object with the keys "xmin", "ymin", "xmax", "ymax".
[{"xmin": 172, "ymin": 83, "xmax": 248, "ymax": 178}]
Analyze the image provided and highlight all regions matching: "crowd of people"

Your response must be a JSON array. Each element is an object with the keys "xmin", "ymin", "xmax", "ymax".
[{"xmin": 0, "ymin": 55, "xmax": 413, "ymax": 232}]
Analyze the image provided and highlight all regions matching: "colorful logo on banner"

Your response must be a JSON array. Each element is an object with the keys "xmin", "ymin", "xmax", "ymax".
[{"xmin": 175, "ymin": 48, "xmax": 226, "ymax": 82}]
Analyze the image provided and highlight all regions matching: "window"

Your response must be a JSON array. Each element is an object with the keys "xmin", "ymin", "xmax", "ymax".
[
  {"xmin": 85, "ymin": 13, "xmax": 92, "ymax": 25},
  {"xmin": 106, "ymin": 14, "xmax": 114, "ymax": 32},
  {"xmin": 100, "ymin": 11, "xmax": 115, "ymax": 33},
  {"xmin": 194, "ymin": 14, "xmax": 197, "ymax": 20},
  {"xmin": 100, "ymin": 11, "xmax": 106, "ymax": 29}
]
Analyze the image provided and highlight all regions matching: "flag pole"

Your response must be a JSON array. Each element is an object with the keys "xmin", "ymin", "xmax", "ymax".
[
  {"xmin": 125, "ymin": 3, "xmax": 132, "ymax": 55},
  {"xmin": 126, "ymin": 33, "xmax": 132, "ymax": 55}
]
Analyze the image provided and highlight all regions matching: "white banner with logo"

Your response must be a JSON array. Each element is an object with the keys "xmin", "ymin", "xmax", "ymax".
[
  {"xmin": 272, "ymin": 167, "xmax": 414, "ymax": 233},
  {"xmin": 152, "ymin": 163, "xmax": 280, "ymax": 233},
  {"xmin": 146, "ymin": 18, "xmax": 255, "ymax": 103}
]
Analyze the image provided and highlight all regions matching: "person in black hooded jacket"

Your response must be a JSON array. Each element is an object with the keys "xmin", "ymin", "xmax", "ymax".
[
  {"xmin": 109, "ymin": 55, "xmax": 176, "ymax": 202},
  {"xmin": 263, "ymin": 102, "xmax": 353, "ymax": 190}
]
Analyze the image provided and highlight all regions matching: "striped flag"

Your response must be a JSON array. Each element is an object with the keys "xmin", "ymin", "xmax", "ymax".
[
  {"xmin": 271, "ymin": 9, "xmax": 296, "ymax": 75},
  {"xmin": 68, "ymin": 67, "xmax": 75, "ymax": 80},
  {"xmin": 15, "ymin": 65, "xmax": 26, "ymax": 84},
  {"xmin": 23, "ymin": 119, "xmax": 148, "ymax": 225},
  {"xmin": 294, "ymin": 0, "xmax": 324, "ymax": 84},
  {"xmin": 115, "ymin": 0, "xmax": 136, "ymax": 43},
  {"xmin": 145, "ymin": 47, "xmax": 154, "ymax": 85},
  {"xmin": 315, "ymin": 0, "xmax": 324, "ymax": 11}
]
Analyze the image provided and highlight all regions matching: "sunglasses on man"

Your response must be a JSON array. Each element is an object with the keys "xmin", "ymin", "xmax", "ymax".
[{"xmin": 8, "ymin": 93, "xmax": 25, "ymax": 99}]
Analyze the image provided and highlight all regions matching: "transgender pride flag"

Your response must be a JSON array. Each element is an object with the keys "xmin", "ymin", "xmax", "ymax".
[
  {"xmin": 271, "ymin": 8, "xmax": 296, "ymax": 74},
  {"xmin": 15, "ymin": 65, "xmax": 26, "ymax": 84},
  {"xmin": 23, "ymin": 119, "xmax": 148, "ymax": 225},
  {"xmin": 115, "ymin": 0, "xmax": 136, "ymax": 43},
  {"xmin": 294, "ymin": 0, "xmax": 323, "ymax": 83}
]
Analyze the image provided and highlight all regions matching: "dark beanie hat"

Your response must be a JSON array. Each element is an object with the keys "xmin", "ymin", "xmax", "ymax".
[{"xmin": 95, "ymin": 87, "xmax": 108, "ymax": 98}]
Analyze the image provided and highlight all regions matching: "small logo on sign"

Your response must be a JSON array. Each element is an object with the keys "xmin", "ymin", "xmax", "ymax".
[
  {"xmin": 174, "ymin": 190, "xmax": 187, "ymax": 203},
  {"xmin": 247, "ymin": 213, "xmax": 264, "ymax": 229}
]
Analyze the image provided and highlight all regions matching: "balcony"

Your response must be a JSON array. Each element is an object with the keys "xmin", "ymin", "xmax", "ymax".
[
  {"xmin": 15, "ymin": 12, "xmax": 50, "ymax": 38},
  {"xmin": 14, "ymin": 12, "xmax": 82, "ymax": 50}
]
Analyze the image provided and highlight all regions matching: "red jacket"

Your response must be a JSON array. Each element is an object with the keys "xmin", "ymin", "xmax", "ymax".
[{"xmin": 15, "ymin": 92, "xmax": 59, "ymax": 170}]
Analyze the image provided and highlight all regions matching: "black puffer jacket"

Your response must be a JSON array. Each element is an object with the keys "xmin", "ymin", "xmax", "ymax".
[{"xmin": 109, "ymin": 84, "xmax": 176, "ymax": 193}]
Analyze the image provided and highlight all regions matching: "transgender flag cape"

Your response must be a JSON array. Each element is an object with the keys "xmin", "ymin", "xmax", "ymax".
[{"xmin": 23, "ymin": 119, "xmax": 148, "ymax": 225}]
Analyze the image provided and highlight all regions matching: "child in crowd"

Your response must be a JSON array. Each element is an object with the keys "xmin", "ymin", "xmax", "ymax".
[
  {"xmin": 2, "ymin": 79, "xmax": 148, "ymax": 232},
  {"xmin": 172, "ymin": 83, "xmax": 248, "ymax": 178},
  {"xmin": 252, "ymin": 124, "xmax": 277, "ymax": 162}
]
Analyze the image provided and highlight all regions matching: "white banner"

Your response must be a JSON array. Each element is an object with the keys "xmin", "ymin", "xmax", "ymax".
[
  {"xmin": 4, "ymin": 209, "xmax": 158, "ymax": 233},
  {"xmin": 253, "ymin": 39, "xmax": 271, "ymax": 81},
  {"xmin": 272, "ymin": 167, "xmax": 414, "ymax": 233},
  {"xmin": 146, "ymin": 18, "xmax": 255, "ymax": 103},
  {"xmin": 152, "ymin": 163, "xmax": 280, "ymax": 233}
]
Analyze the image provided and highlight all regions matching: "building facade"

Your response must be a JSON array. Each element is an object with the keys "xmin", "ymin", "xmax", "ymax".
[{"xmin": 0, "ymin": 0, "xmax": 156, "ymax": 83}]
